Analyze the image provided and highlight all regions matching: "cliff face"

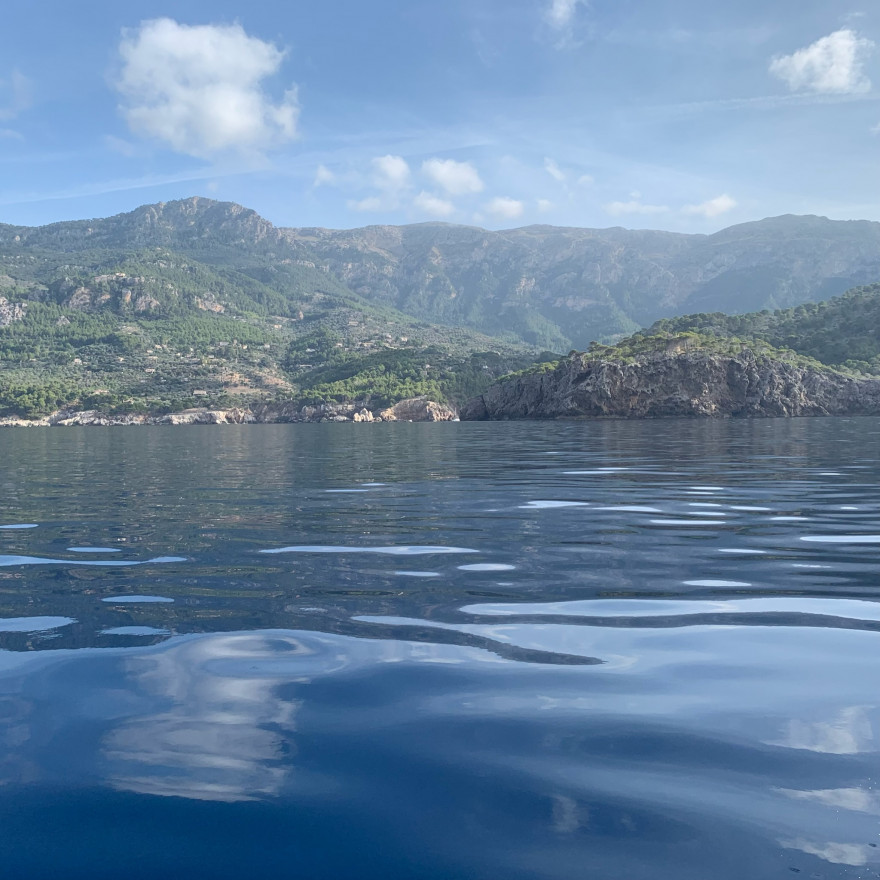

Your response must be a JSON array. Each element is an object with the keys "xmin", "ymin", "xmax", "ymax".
[{"xmin": 460, "ymin": 351, "xmax": 880, "ymax": 420}]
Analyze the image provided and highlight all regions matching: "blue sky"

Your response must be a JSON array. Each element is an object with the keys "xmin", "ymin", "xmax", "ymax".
[{"xmin": 1, "ymin": 0, "xmax": 878, "ymax": 231}]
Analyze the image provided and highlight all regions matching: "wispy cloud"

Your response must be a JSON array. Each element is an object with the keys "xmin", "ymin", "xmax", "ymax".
[
  {"xmin": 0, "ymin": 70, "xmax": 33, "ymax": 122},
  {"xmin": 657, "ymin": 89, "xmax": 880, "ymax": 118},
  {"xmin": 545, "ymin": 0, "xmax": 585, "ymax": 30},
  {"xmin": 544, "ymin": 157, "xmax": 566, "ymax": 182},
  {"xmin": 347, "ymin": 196, "xmax": 385, "ymax": 213},
  {"xmin": 770, "ymin": 29, "xmax": 875, "ymax": 95},
  {"xmin": 421, "ymin": 157, "xmax": 483, "ymax": 195},
  {"xmin": 682, "ymin": 194, "xmax": 737, "ymax": 218},
  {"xmin": 104, "ymin": 135, "xmax": 139, "ymax": 157},
  {"xmin": 117, "ymin": 19, "xmax": 299, "ymax": 158},
  {"xmin": 343, "ymin": 155, "xmax": 411, "ymax": 213},
  {"xmin": 313, "ymin": 164, "xmax": 335, "ymax": 186},
  {"xmin": 486, "ymin": 196, "xmax": 525, "ymax": 221},
  {"xmin": 413, "ymin": 191, "xmax": 455, "ymax": 218},
  {"xmin": 604, "ymin": 199, "xmax": 669, "ymax": 217},
  {"xmin": 0, "ymin": 166, "xmax": 226, "ymax": 207}
]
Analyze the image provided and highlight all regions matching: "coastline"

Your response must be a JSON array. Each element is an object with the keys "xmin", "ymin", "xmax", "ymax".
[{"xmin": 0, "ymin": 396, "xmax": 460, "ymax": 427}]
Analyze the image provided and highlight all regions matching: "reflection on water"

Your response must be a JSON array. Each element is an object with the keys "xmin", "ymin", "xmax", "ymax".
[
  {"xmin": 0, "ymin": 419, "xmax": 879, "ymax": 878},
  {"xmin": 104, "ymin": 633, "xmax": 304, "ymax": 802}
]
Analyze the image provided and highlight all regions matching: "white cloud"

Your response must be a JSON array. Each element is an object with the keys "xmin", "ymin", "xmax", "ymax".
[
  {"xmin": 0, "ymin": 70, "xmax": 33, "ymax": 121},
  {"xmin": 545, "ymin": 0, "xmax": 585, "ymax": 29},
  {"xmin": 347, "ymin": 196, "xmax": 385, "ymax": 213},
  {"xmin": 544, "ymin": 157, "xmax": 566, "ymax": 182},
  {"xmin": 117, "ymin": 19, "xmax": 299, "ymax": 157},
  {"xmin": 486, "ymin": 196, "xmax": 525, "ymax": 221},
  {"xmin": 421, "ymin": 158, "xmax": 483, "ymax": 195},
  {"xmin": 414, "ymin": 191, "xmax": 455, "ymax": 218},
  {"xmin": 577, "ymin": 174, "xmax": 594, "ymax": 187},
  {"xmin": 372, "ymin": 154, "xmax": 411, "ymax": 191},
  {"xmin": 604, "ymin": 200, "xmax": 669, "ymax": 217},
  {"xmin": 313, "ymin": 164, "xmax": 335, "ymax": 187},
  {"xmin": 682, "ymin": 194, "xmax": 737, "ymax": 218},
  {"xmin": 770, "ymin": 29, "xmax": 875, "ymax": 94},
  {"xmin": 537, "ymin": 199, "xmax": 554, "ymax": 213}
]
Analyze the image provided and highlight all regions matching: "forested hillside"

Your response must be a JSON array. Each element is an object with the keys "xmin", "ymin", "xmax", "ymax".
[{"xmin": 648, "ymin": 282, "xmax": 880, "ymax": 375}]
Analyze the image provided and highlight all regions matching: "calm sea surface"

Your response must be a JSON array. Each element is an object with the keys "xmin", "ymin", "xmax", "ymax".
[{"xmin": 0, "ymin": 419, "xmax": 879, "ymax": 879}]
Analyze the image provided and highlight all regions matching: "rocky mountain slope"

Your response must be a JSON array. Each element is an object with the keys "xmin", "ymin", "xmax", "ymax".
[
  {"xmin": 4, "ymin": 198, "xmax": 880, "ymax": 351},
  {"xmin": 286, "ymin": 213, "xmax": 880, "ymax": 349}
]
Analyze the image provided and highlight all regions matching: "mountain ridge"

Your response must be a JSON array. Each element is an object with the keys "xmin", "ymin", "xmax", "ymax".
[
  {"xmin": 5, "ymin": 196, "xmax": 880, "ymax": 352},
  {"xmin": 2, "ymin": 196, "xmax": 880, "ymax": 419}
]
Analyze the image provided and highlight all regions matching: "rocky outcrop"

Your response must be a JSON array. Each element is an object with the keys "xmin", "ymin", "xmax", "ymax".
[
  {"xmin": 0, "ymin": 297, "xmax": 27, "ymax": 326},
  {"xmin": 0, "ymin": 397, "xmax": 455, "ymax": 427},
  {"xmin": 377, "ymin": 397, "xmax": 458, "ymax": 422},
  {"xmin": 461, "ymin": 350, "xmax": 880, "ymax": 420}
]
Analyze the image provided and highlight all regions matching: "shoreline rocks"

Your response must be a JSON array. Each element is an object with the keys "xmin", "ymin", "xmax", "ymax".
[{"xmin": 0, "ymin": 396, "xmax": 459, "ymax": 428}]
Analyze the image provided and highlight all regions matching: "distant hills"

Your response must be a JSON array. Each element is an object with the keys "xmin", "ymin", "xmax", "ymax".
[
  {"xmin": 285, "ymin": 213, "xmax": 880, "ymax": 350},
  {"xmin": 1, "ymin": 197, "xmax": 880, "ymax": 418}
]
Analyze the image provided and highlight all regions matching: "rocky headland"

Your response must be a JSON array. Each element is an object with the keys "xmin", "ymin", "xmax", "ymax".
[{"xmin": 460, "ymin": 346, "xmax": 880, "ymax": 420}]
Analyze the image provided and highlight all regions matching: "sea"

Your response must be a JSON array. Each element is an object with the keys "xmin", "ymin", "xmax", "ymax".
[{"xmin": 0, "ymin": 418, "xmax": 878, "ymax": 879}]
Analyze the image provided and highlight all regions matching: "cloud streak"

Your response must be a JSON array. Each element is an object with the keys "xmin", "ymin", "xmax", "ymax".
[
  {"xmin": 604, "ymin": 199, "xmax": 669, "ymax": 217},
  {"xmin": 544, "ymin": 157, "xmax": 566, "ymax": 182}
]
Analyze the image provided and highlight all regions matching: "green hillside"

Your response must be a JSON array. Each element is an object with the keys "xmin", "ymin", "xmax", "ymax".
[
  {"xmin": 647, "ymin": 282, "xmax": 880, "ymax": 375},
  {"xmin": 0, "ymin": 238, "xmax": 540, "ymax": 417}
]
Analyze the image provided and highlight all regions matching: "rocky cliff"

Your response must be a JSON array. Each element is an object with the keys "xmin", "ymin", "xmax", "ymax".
[{"xmin": 460, "ymin": 349, "xmax": 880, "ymax": 420}]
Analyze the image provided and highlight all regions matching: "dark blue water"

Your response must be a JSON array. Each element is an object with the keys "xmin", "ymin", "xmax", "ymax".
[{"xmin": 1, "ymin": 420, "xmax": 879, "ymax": 879}]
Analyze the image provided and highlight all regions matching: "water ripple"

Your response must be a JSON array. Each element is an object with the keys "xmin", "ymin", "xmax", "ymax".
[{"xmin": 259, "ymin": 545, "xmax": 479, "ymax": 555}]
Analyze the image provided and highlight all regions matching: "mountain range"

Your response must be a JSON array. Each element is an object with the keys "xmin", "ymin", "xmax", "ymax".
[{"xmin": 1, "ymin": 197, "xmax": 879, "ymax": 417}]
